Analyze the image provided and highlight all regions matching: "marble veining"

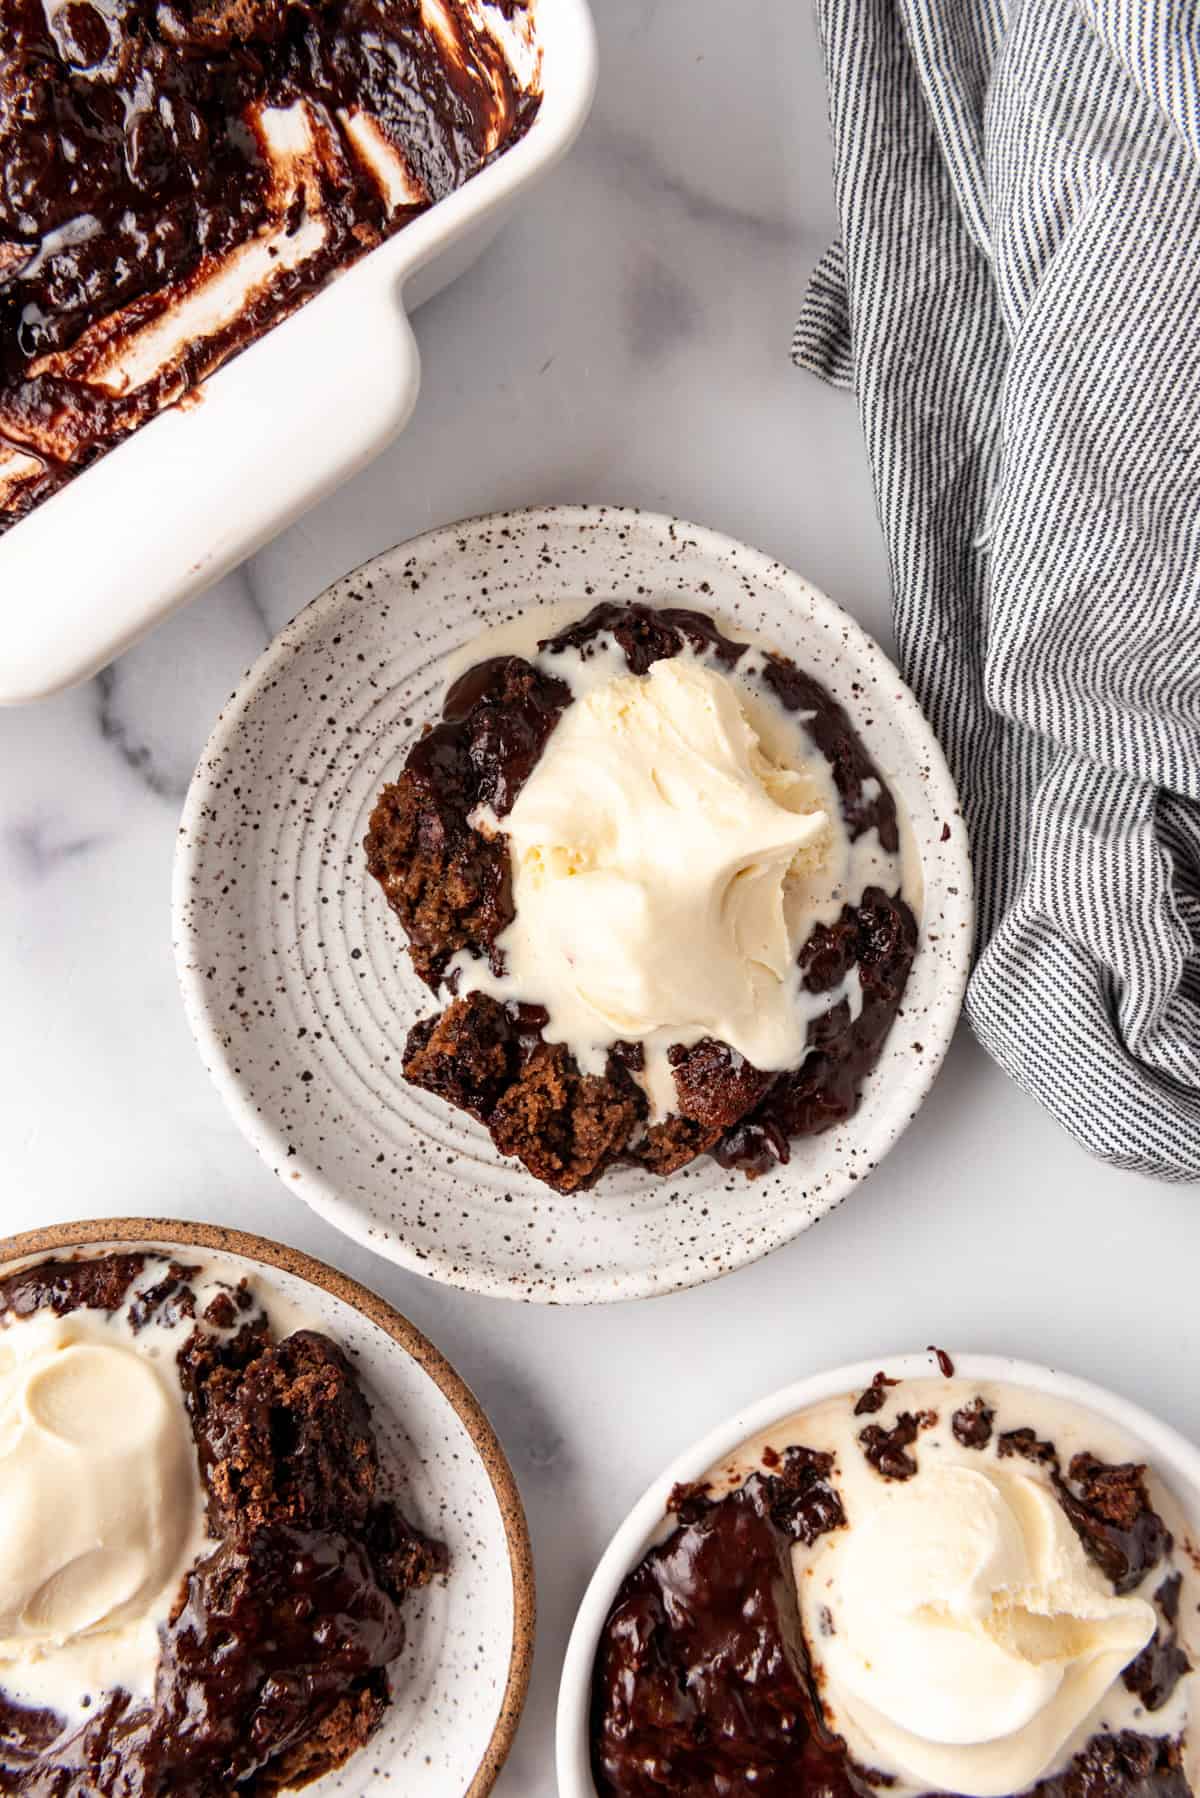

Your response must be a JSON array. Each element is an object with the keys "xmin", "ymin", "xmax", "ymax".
[
  {"xmin": 587, "ymin": 119, "xmax": 804, "ymax": 247},
  {"xmin": 1, "ymin": 3, "xmax": 1198, "ymax": 1793},
  {"xmin": 95, "ymin": 667, "xmax": 190, "ymax": 803}
]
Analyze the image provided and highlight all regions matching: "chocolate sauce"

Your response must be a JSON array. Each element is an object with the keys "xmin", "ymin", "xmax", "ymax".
[
  {"xmin": 0, "ymin": 0, "xmax": 538, "ymax": 526},
  {"xmin": 714, "ymin": 887, "xmax": 918, "ymax": 1176},
  {"xmin": 366, "ymin": 654, "xmax": 570, "ymax": 987},
  {"xmin": 590, "ymin": 1456, "xmax": 851, "ymax": 1798},
  {"xmin": 0, "ymin": 1250, "xmax": 149, "ymax": 1317},
  {"xmin": 430, "ymin": 655, "xmax": 572, "ymax": 820},
  {"xmin": 1124, "ymin": 1574, "xmax": 1192, "ymax": 1712},
  {"xmin": 542, "ymin": 600, "xmax": 744, "ymax": 674},
  {"xmin": 761, "ymin": 653, "xmax": 900, "ymax": 849}
]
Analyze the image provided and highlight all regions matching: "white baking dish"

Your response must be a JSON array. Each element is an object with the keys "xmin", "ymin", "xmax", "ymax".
[{"xmin": 0, "ymin": 0, "xmax": 597, "ymax": 706}]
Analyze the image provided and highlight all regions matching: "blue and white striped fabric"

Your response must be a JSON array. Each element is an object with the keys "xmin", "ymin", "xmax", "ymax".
[{"xmin": 795, "ymin": 0, "xmax": 1200, "ymax": 1180}]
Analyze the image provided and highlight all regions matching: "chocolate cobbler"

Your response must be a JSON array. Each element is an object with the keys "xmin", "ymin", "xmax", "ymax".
[
  {"xmin": 590, "ymin": 1368, "xmax": 1198, "ymax": 1798},
  {"xmin": 0, "ymin": 1250, "xmax": 445, "ymax": 1794},
  {"xmin": 0, "ymin": 0, "xmax": 539, "ymax": 527},
  {"xmin": 365, "ymin": 602, "xmax": 919, "ymax": 1193}
]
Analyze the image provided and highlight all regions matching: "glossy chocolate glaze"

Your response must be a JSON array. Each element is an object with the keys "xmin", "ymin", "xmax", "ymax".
[
  {"xmin": 590, "ymin": 1453, "xmax": 855, "ymax": 1798},
  {"xmin": 426, "ymin": 654, "xmax": 573, "ymax": 822},
  {"xmin": 713, "ymin": 885, "xmax": 917, "ymax": 1175},
  {"xmin": 0, "ymin": 1254, "xmax": 444, "ymax": 1795},
  {"xmin": 542, "ymin": 600, "xmax": 745, "ymax": 674},
  {"xmin": 366, "ymin": 654, "xmax": 571, "ymax": 987},
  {"xmin": 366, "ymin": 603, "xmax": 919, "ymax": 1191},
  {"xmin": 0, "ymin": 0, "xmax": 538, "ymax": 526},
  {"xmin": 852, "ymin": 1370, "xmax": 899, "ymax": 1416},
  {"xmin": 591, "ymin": 1423, "xmax": 1192, "ymax": 1798},
  {"xmin": 1056, "ymin": 1455, "xmax": 1174, "ymax": 1597},
  {"xmin": 0, "ymin": 1248, "xmax": 153, "ymax": 1317},
  {"xmin": 1126, "ymin": 1576, "xmax": 1192, "ymax": 1713},
  {"xmin": 761, "ymin": 653, "xmax": 900, "ymax": 851}
]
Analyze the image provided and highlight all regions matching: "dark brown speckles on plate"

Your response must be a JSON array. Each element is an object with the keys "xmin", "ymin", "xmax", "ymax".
[{"xmin": 171, "ymin": 507, "xmax": 973, "ymax": 1304}]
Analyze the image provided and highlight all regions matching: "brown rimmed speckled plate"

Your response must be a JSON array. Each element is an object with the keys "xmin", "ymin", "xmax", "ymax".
[{"xmin": 0, "ymin": 1218, "xmax": 535, "ymax": 1797}]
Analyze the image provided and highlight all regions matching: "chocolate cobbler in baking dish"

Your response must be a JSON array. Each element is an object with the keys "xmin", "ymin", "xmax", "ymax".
[{"xmin": 0, "ymin": 0, "xmax": 539, "ymax": 529}]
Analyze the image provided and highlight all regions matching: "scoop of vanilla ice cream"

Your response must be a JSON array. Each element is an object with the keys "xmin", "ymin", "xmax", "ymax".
[
  {"xmin": 0, "ymin": 1311, "xmax": 203, "ymax": 1688},
  {"xmin": 808, "ymin": 1463, "xmax": 1157, "ymax": 1797},
  {"xmin": 466, "ymin": 658, "xmax": 832, "ymax": 1116}
]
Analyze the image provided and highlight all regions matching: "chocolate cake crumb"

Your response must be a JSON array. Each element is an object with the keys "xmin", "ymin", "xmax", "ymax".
[
  {"xmin": 768, "ymin": 1446, "xmax": 845, "ymax": 1544},
  {"xmin": 183, "ymin": 1329, "xmax": 380, "ymax": 1538},
  {"xmin": 667, "ymin": 1479, "xmax": 713, "ymax": 1522},
  {"xmin": 630, "ymin": 1115, "xmax": 720, "ymax": 1177},
  {"xmin": 668, "ymin": 1039, "xmax": 773, "ymax": 1131},
  {"xmin": 488, "ymin": 1043, "xmax": 642, "ymax": 1194},
  {"xmin": 1032, "ymin": 1731, "xmax": 1189, "ymax": 1798},
  {"xmin": 952, "ymin": 1398, "xmax": 996, "ymax": 1449},
  {"xmin": 203, "ymin": 1288, "xmax": 239, "ymax": 1330},
  {"xmin": 1056, "ymin": 1455, "xmax": 1172, "ymax": 1595},
  {"xmin": 365, "ymin": 770, "xmax": 510, "ymax": 989},
  {"xmin": 403, "ymin": 993, "xmax": 518, "ymax": 1121},
  {"xmin": 998, "ymin": 1427, "xmax": 1059, "ymax": 1467},
  {"xmin": 859, "ymin": 1412, "xmax": 927, "ymax": 1481},
  {"xmin": 365, "ymin": 657, "xmax": 569, "ymax": 988},
  {"xmin": 854, "ymin": 1371, "xmax": 900, "ymax": 1417}
]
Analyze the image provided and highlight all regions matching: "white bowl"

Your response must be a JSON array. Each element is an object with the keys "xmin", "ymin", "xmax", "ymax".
[
  {"xmin": 173, "ymin": 505, "xmax": 973, "ymax": 1304},
  {"xmin": 0, "ymin": 1218, "xmax": 535, "ymax": 1797},
  {"xmin": 555, "ymin": 1349, "xmax": 1200, "ymax": 1797},
  {"xmin": 0, "ymin": 1, "xmax": 597, "ymax": 705}
]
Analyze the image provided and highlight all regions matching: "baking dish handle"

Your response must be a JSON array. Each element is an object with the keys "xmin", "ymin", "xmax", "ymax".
[{"xmin": 0, "ymin": 271, "xmax": 422, "ymax": 704}]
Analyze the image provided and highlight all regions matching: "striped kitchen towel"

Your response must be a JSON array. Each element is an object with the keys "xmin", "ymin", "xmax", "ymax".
[{"xmin": 795, "ymin": 0, "xmax": 1200, "ymax": 1180}]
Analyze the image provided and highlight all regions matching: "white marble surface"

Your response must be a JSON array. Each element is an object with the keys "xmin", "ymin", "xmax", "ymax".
[{"xmin": 1, "ymin": 2, "xmax": 1198, "ymax": 1792}]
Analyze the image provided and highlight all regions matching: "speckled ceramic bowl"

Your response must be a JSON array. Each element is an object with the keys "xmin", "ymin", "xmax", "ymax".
[
  {"xmin": 172, "ymin": 505, "xmax": 974, "ymax": 1304},
  {"xmin": 0, "ymin": 1219, "xmax": 535, "ymax": 1797},
  {"xmin": 555, "ymin": 1350, "xmax": 1200, "ymax": 1796}
]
